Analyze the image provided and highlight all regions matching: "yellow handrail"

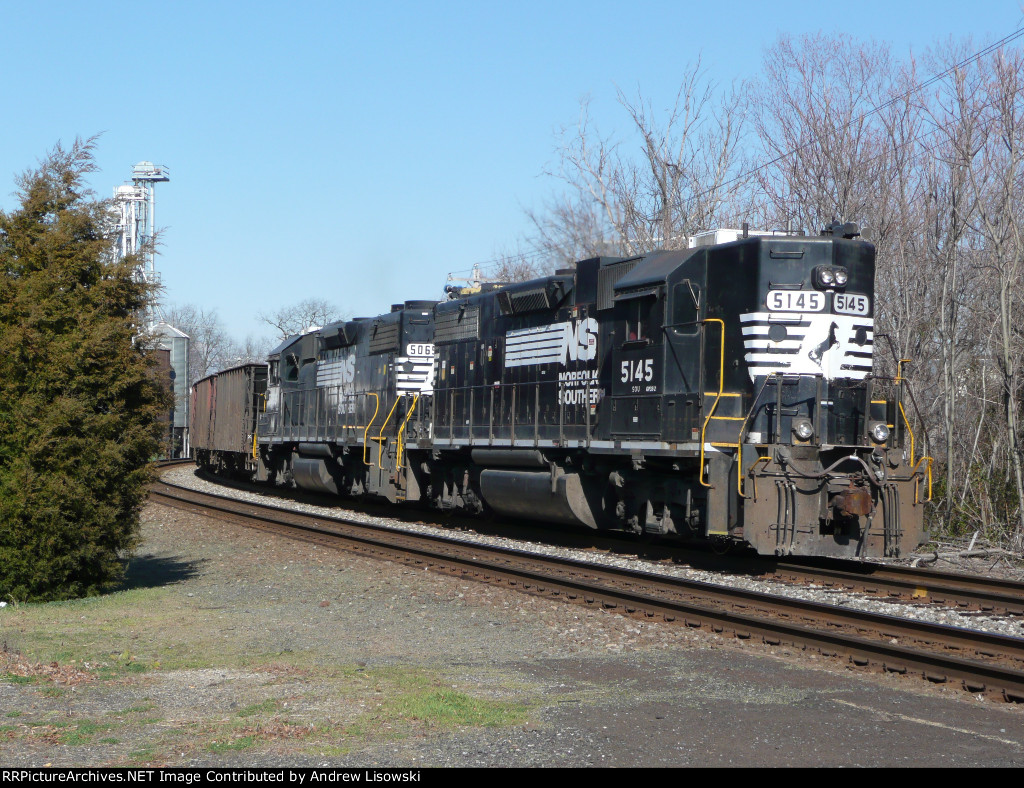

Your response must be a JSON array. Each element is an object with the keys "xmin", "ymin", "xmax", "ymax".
[
  {"xmin": 891, "ymin": 357, "xmax": 918, "ymax": 466},
  {"xmin": 699, "ymin": 318, "xmax": 726, "ymax": 488},
  {"xmin": 396, "ymin": 395, "xmax": 420, "ymax": 470},
  {"xmin": 913, "ymin": 455, "xmax": 934, "ymax": 504},
  {"xmin": 742, "ymin": 455, "xmax": 772, "ymax": 500},
  {"xmin": 376, "ymin": 397, "xmax": 404, "ymax": 469},
  {"xmin": 898, "ymin": 401, "xmax": 915, "ymax": 466},
  {"xmin": 251, "ymin": 392, "xmax": 266, "ymax": 460},
  {"xmin": 362, "ymin": 393, "xmax": 380, "ymax": 466}
]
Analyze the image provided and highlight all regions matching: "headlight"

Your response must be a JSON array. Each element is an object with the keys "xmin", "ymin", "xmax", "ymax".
[
  {"xmin": 833, "ymin": 268, "xmax": 849, "ymax": 286},
  {"xmin": 870, "ymin": 422, "xmax": 890, "ymax": 443},
  {"xmin": 792, "ymin": 418, "xmax": 814, "ymax": 441},
  {"xmin": 818, "ymin": 268, "xmax": 835, "ymax": 287}
]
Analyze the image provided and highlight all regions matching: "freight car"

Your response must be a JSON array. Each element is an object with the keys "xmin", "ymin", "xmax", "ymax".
[
  {"xmin": 189, "ymin": 363, "xmax": 267, "ymax": 474},
  {"xmin": 194, "ymin": 224, "xmax": 931, "ymax": 559}
]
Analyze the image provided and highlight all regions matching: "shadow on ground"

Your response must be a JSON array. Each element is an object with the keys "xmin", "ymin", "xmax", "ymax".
[{"xmin": 120, "ymin": 554, "xmax": 203, "ymax": 591}]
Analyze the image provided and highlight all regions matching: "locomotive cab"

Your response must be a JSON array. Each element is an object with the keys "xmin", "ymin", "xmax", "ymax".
[{"xmin": 610, "ymin": 250, "xmax": 706, "ymax": 444}]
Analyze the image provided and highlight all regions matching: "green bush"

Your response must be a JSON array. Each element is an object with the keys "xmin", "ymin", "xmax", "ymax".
[{"xmin": 0, "ymin": 140, "xmax": 168, "ymax": 601}]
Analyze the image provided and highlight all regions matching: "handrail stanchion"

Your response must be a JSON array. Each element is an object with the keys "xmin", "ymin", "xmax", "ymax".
[
  {"xmin": 534, "ymin": 385, "xmax": 540, "ymax": 446},
  {"xmin": 376, "ymin": 397, "xmax": 403, "ymax": 470},
  {"xmin": 774, "ymin": 373, "xmax": 783, "ymax": 444},
  {"xmin": 585, "ymin": 376, "xmax": 591, "ymax": 447},
  {"xmin": 699, "ymin": 318, "xmax": 726, "ymax": 488},
  {"xmin": 396, "ymin": 395, "xmax": 420, "ymax": 470},
  {"xmin": 362, "ymin": 393, "xmax": 380, "ymax": 467},
  {"xmin": 559, "ymin": 382, "xmax": 564, "ymax": 444}
]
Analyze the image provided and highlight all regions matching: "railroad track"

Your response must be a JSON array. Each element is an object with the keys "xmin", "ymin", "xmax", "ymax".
[
  {"xmin": 159, "ymin": 460, "xmax": 1024, "ymax": 617},
  {"xmin": 665, "ymin": 551, "xmax": 1024, "ymax": 617},
  {"xmin": 149, "ymin": 471, "xmax": 1024, "ymax": 703},
  {"xmin": 767, "ymin": 559, "xmax": 1024, "ymax": 615}
]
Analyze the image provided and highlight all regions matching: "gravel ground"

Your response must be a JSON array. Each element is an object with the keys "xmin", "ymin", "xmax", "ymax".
[
  {"xmin": 1, "ymin": 487, "xmax": 1024, "ymax": 767},
  {"xmin": 163, "ymin": 466, "xmax": 1024, "ymax": 639}
]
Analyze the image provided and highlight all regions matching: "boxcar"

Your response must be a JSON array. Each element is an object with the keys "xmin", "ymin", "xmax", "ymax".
[{"xmin": 190, "ymin": 363, "xmax": 268, "ymax": 474}]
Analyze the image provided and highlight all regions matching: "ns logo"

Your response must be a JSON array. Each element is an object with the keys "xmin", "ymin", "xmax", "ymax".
[
  {"xmin": 564, "ymin": 317, "xmax": 598, "ymax": 363},
  {"xmin": 505, "ymin": 316, "xmax": 599, "ymax": 368}
]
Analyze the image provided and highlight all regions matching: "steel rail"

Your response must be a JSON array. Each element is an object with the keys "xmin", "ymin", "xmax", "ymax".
[
  {"xmin": 149, "ymin": 477, "xmax": 1024, "ymax": 702},
  {"xmin": 769, "ymin": 559, "xmax": 1024, "ymax": 615},
  {"xmin": 159, "ymin": 459, "xmax": 1024, "ymax": 616},
  {"xmin": 679, "ymin": 547, "xmax": 1024, "ymax": 614}
]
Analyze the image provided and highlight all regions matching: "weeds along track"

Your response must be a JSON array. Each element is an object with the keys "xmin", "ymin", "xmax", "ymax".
[{"xmin": 150, "ymin": 467, "xmax": 1024, "ymax": 703}]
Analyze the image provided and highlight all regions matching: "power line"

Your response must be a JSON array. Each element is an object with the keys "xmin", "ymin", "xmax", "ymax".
[
  {"xmin": 452, "ymin": 27, "xmax": 1024, "ymax": 273},
  {"xmin": 672, "ymin": 26, "xmax": 1024, "ymax": 219},
  {"xmin": 446, "ymin": 247, "xmax": 551, "ymax": 280}
]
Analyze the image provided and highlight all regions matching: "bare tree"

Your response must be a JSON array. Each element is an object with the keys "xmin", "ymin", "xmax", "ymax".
[
  {"xmin": 526, "ymin": 97, "xmax": 625, "ymax": 266},
  {"xmin": 526, "ymin": 185, "xmax": 616, "ymax": 268},
  {"xmin": 529, "ymin": 62, "xmax": 750, "ymax": 263},
  {"xmin": 258, "ymin": 298, "xmax": 345, "ymax": 341},
  {"xmin": 919, "ymin": 41, "xmax": 987, "ymax": 528},
  {"xmin": 162, "ymin": 303, "xmax": 238, "ymax": 383},
  {"xmin": 488, "ymin": 249, "xmax": 542, "ymax": 283},
  {"xmin": 615, "ymin": 75, "xmax": 748, "ymax": 251},
  {"xmin": 957, "ymin": 47, "xmax": 1024, "ymax": 545},
  {"xmin": 234, "ymin": 333, "xmax": 273, "ymax": 365},
  {"xmin": 750, "ymin": 34, "xmax": 902, "ymax": 236}
]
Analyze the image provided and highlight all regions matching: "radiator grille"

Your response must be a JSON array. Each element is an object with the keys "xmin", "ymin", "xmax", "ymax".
[
  {"xmin": 368, "ymin": 321, "xmax": 400, "ymax": 354},
  {"xmin": 497, "ymin": 286, "xmax": 551, "ymax": 316},
  {"xmin": 434, "ymin": 305, "xmax": 480, "ymax": 344},
  {"xmin": 598, "ymin": 259, "xmax": 641, "ymax": 310}
]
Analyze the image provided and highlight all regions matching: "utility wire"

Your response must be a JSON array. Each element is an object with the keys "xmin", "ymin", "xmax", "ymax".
[
  {"xmin": 452, "ymin": 26, "xmax": 1024, "ymax": 275},
  {"xmin": 671, "ymin": 26, "xmax": 1024, "ymax": 219}
]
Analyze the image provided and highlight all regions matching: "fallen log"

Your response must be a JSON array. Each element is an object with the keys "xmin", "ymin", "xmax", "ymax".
[{"xmin": 909, "ymin": 547, "xmax": 1011, "ymax": 567}]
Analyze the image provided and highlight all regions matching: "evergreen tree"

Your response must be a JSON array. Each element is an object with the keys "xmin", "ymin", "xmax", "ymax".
[{"xmin": 0, "ymin": 139, "xmax": 168, "ymax": 601}]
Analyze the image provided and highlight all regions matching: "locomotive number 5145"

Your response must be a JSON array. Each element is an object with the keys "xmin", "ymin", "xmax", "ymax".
[{"xmin": 621, "ymin": 359, "xmax": 654, "ymax": 383}]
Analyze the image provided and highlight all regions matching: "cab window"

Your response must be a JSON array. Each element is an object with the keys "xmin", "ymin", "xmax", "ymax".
[
  {"xmin": 671, "ymin": 282, "xmax": 701, "ymax": 334},
  {"xmin": 284, "ymin": 354, "xmax": 299, "ymax": 382},
  {"xmin": 623, "ymin": 295, "xmax": 661, "ymax": 344}
]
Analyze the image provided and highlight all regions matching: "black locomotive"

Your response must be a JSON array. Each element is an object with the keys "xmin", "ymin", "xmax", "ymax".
[{"xmin": 191, "ymin": 224, "xmax": 929, "ymax": 558}]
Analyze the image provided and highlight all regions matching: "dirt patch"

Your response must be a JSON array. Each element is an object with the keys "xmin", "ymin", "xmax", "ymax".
[{"xmin": 1, "ymin": 502, "xmax": 1023, "ymax": 767}]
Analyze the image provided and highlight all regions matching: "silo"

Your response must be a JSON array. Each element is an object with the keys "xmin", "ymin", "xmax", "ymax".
[{"xmin": 152, "ymin": 322, "xmax": 190, "ymax": 457}]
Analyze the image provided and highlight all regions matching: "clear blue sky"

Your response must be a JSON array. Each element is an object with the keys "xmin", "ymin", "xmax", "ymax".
[{"xmin": 2, "ymin": 1, "xmax": 1022, "ymax": 344}]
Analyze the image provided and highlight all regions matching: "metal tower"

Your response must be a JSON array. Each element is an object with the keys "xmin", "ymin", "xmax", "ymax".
[
  {"xmin": 113, "ymin": 161, "xmax": 170, "ymax": 296},
  {"xmin": 113, "ymin": 161, "xmax": 188, "ymax": 457}
]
